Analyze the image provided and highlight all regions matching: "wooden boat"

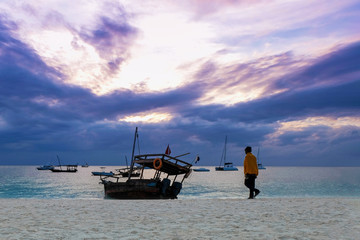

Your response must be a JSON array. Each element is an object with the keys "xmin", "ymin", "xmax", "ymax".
[
  {"xmin": 215, "ymin": 136, "xmax": 238, "ymax": 171},
  {"xmin": 100, "ymin": 127, "xmax": 193, "ymax": 199},
  {"xmin": 51, "ymin": 165, "xmax": 78, "ymax": 172},
  {"xmin": 115, "ymin": 167, "xmax": 141, "ymax": 177},
  {"xmin": 50, "ymin": 155, "xmax": 78, "ymax": 173},
  {"xmin": 193, "ymin": 168, "xmax": 210, "ymax": 172}
]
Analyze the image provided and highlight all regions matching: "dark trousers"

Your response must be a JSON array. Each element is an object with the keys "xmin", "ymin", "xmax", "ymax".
[{"xmin": 244, "ymin": 174, "xmax": 259, "ymax": 198}]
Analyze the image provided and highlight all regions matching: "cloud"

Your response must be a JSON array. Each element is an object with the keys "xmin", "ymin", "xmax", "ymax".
[
  {"xmin": 0, "ymin": 17, "xmax": 59, "ymax": 78},
  {"xmin": 177, "ymin": 0, "xmax": 264, "ymax": 17},
  {"xmin": 0, "ymin": 6, "xmax": 359, "ymax": 166},
  {"xmin": 0, "ymin": 1, "xmax": 139, "ymax": 95},
  {"xmin": 189, "ymin": 51, "xmax": 300, "ymax": 105},
  {"xmin": 183, "ymin": 41, "xmax": 360, "ymax": 122},
  {"xmin": 0, "ymin": 17, "xmax": 197, "ymax": 162},
  {"xmin": 79, "ymin": 14, "xmax": 138, "ymax": 73},
  {"xmin": 273, "ymin": 42, "xmax": 360, "ymax": 90}
]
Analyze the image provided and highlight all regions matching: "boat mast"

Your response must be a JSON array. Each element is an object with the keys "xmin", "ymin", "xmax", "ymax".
[
  {"xmin": 219, "ymin": 136, "xmax": 227, "ymax": 167},
  {"xmin": 125, "ymin": 155, "xmax": 128, "ymax": 168},
  {"xmin": 224, "ymin": 136, "xmax": 227, "ymax": 164},
  {"xmin": 57, "ymin": 155, "xmax": 62, "ymax": 170},
  {"xmin": 128, "ymin": 127, "xmax": 138, "ymax": 181}
]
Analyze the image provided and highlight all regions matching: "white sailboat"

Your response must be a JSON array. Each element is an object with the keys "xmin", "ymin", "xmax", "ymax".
[
  {"xmin": 215, "ymin": 136, "xmax": 238, "ymax": 171},
  {"xmin": 257, "ymin": 147, "xmax": 266, "ymax": 170}
]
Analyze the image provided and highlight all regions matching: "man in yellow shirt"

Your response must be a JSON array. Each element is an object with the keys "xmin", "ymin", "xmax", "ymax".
[{"xmin": 243, "ymin": 146, "xmax": 260, "ymax": 199}]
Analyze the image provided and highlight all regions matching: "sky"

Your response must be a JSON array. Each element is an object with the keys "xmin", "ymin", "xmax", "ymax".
[{"xmin": 0, "ymin": 0, "xmax": 359, "ymax": 166}]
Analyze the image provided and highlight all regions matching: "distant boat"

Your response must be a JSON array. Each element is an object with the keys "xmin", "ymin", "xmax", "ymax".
[
  {"xmin": 215, "ymin": 162, "xmax": 238, "ymax": 171},
  {"xmin": 36, "ymin": 165, "xmax": 54, "ymax": 170},
  {"xmin": 92, "ymin": 171, "xmax": 114, "ymax": 176},
  {"xmin": 50, "ymin": 155, "xmax": 78, "ymax": 173},
  {"xmin": 81, "ymin": 163, "xmax": 89, "ymax": 167},
  {"xmin": 193, "ymin": 168, "xmax": 210, "ymax": 172},
  {"xmin": 257, "ymin": 147, "xmax": 266, "ymax": 170},
  {"xmin": 113, "ymin": 156, "xmax": 141, "ymax": 178},
  {"xmin": 257, "ymin": 163, "xmax": 266, "ymax": 170},
  {"xmin": 215, "ymin": 136, "xmax": 238, "ymax": 171},
  {"xmin": 51, "ymin": 165, "xmax": 78, "ymax": 173},
  {"xmin": 115, "ymin": 166, "xmax": 141, "ymax": 178}
]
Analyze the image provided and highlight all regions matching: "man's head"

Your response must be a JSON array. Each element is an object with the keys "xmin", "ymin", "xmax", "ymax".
[{"xmin": 245, "ymin": 146, "xmax": 252, "ymax": 154}]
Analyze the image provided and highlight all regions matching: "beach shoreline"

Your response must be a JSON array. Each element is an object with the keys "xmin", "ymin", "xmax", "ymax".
[{"xmin": 1, "ymin": 197, "xmax": 359, "ymax": 239}]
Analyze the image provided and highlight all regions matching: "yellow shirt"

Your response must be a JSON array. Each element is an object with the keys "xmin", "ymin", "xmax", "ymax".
[{"xmin": 243, "ymin": 152, "xmax": 258, "ymax": 176}]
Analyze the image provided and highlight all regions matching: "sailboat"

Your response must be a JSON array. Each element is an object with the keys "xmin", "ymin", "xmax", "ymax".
[
  {"xmin": 50, "ymin": 155, "xmax": 78, "ymax": 173},
  {"xmin": 257, "ymin": 147, "xmax": 266, "ymax": 170},
  {"xmin": 215, "ymin": 136, "xmax": 238, "ymax": 171}
]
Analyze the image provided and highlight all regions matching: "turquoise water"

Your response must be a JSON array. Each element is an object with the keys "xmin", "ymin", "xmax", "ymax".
[{"xmin": 0, "ymin": 166, "xmax": 359, "ymax": 199}]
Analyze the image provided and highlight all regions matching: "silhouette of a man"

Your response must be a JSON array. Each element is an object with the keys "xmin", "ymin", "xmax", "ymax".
[{"xmin": 243, "ymin": 146, "xmax": 260, "ymax": 199}]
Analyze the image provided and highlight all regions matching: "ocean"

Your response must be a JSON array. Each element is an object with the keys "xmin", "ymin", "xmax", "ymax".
[
  {"xmin": 0, "ymin": 166, "xmax": 359, "ymax": 239},
  {"xmin": 0, "ymin": 166, "xmax": 359, "ymax": 199}
]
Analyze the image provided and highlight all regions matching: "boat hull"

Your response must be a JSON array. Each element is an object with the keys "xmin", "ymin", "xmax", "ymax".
[
  {"xmin": 51, "ymin": 169, "xmax": 77, "ymax": 173},
  {"xmin": 215, "ymin": 167, "xmax": 238, "ymax": 171},
  {"xmin": 92, "ymin": 171, "xmax": 114, "ymax": 176},
  {"xmin": 103, "ymin": 179, "xmax": 181, "ymax": 199},
  {"xmin": 37, "ymin": 166, "xmax": 54, "ymax": 170},
  {"xmin": 193, "ymin": 168, "xmax": 210, "ymax": 172}
]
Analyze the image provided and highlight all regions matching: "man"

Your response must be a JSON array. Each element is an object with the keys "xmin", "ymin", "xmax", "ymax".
[{"xmin": 243, "ymin": 146, "xmax": 260, "ymax": 199}]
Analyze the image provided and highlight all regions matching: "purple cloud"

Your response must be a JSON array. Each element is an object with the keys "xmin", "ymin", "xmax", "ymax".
[
  {"xmin": 1, "ymin": 12, "xmax": 359, "ymax": 166},
  {"xmin": 79, "ymin": 13, "xmax": 138, "ymax": 73}
]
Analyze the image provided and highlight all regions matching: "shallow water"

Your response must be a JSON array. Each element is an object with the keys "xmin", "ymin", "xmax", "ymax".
[{"xmin": 0, "ymin": 166, "xmax": 359, "ymax": 199}]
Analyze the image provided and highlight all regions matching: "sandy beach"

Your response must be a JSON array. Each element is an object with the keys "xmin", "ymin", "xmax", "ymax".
[{"xmin": 0, "ymin": 198, "xmax": 359, "ymax": 239}]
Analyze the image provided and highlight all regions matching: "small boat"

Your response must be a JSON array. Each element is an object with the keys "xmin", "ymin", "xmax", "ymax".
[
  {"xmin": 81, "ymin": 163, "xmax": 89, "ymax": 167},
  {"xmin": 215, "ymin": 136, "xmax": 238, "ymax": 171},
  {"xmin": 258, "ymin": 163, "xmax": 266, "ymax": 170},
  {"xmin": 215, "ymin": 162, "xmax": 238, "ymax": 171},
  {"xmin": 193, "ymin": 168, "xmax": 210, "ymax": 172},
  {"xmin": 257, "ymin": 147, "xmax": 266, "ymax": 170},
  {"xmin": 115, "ymin": 167, "xmax": 141, "ymax": 177},
  {"xmin": 37, "ymin": 165, "xmax": 54, "ymax": 170},
  {"xmin": 92, "ymin": 171, "xmax": 114, "ymax": 176},
  {"xmin": 50, "ymin": 155, "xmax": 78, "ymax": 173},
  {"xmin": 99, "ymin": 127, "xmax": 193, "ymax": 199},
  {"xmin": 113, "ymin": 156, "xmax": 141, "ymax": 178},
  {"xmin": 51, "ymin": 165, "xmax": 78, "ymax": 172}
]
